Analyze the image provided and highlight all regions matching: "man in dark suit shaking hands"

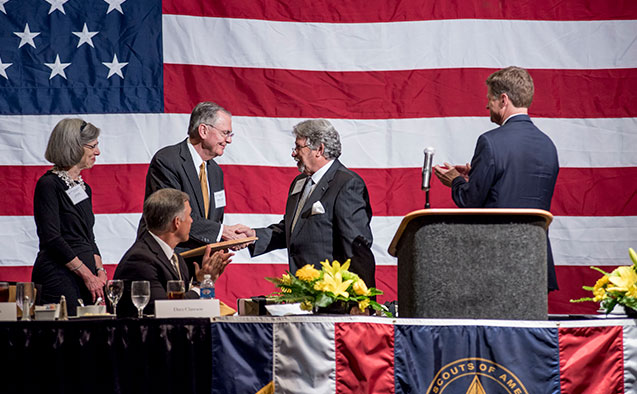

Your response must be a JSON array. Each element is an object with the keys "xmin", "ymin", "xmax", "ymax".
[
  {"xmin": 242, "ymin": 119, "xmax": 376, "ymax": 287},
  {"xmin": 434, "ymin": 66, "xmax": 560, "ymax": 291},
  {"xmin": 140, "ymin": 102, "xmax": 248, "ymax": 250}
]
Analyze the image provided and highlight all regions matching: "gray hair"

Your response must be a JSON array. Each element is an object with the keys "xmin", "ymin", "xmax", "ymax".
[
  {"xmin": 486, "ymin": 66, "xmax": 534, "ymax": 108},
  {"xmin": 292, "ymin": 119, "xmax": 341, "ymax": 160},
  {"xmin": 187, "ymin": 102, "xmax": 231, "ymax": 139},
  {"xmin": 45, "ymin": 118, "xmax": 100, "ymax": 169},
  {"xmin": 143, "ymin": 188, "xmax": 190, "ymax": 233}
]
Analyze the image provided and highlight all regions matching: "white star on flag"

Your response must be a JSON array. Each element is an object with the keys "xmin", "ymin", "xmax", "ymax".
[
  {"xmin": 0, "ymin": 57, "xmax": 12, "ymax": 79},
  {"xmin": 45, "ymin": 0, "xmax": 69, "ymax": 15},
  {"xmin": 14, "ymin": 23, "xmax": 40, "ymax": 49},
  {"xmin": 44, "ymin": 54, "xmax": 71, "ymax": 80},
  {"xmin": 73, "ymin": 23, "xmax": 99, "ymax": 48},
  {"xmin": 104, "ymin": 0, "xmax": 126, "ymax": 14},
  {"xmin": 102, "ymin": 54, "xmax": 128, "ymax": 78},
  {"xmin": 0, "ymin": 0, "xmax": 10, "ymax": 14}
]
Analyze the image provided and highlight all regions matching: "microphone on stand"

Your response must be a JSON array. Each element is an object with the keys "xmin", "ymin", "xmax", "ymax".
[{"xmin": 422, "ymin": 147, "xmax": 435, "ymax": 208}]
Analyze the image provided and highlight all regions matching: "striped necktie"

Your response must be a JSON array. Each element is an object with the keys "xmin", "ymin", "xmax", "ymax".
[
  {"xmin": 171, "ymin": 253, "xmax": 182, "ymax": 281},
  {"xmin": 291, "ymin": 177, "xmax": 314, "ymax": 231}
]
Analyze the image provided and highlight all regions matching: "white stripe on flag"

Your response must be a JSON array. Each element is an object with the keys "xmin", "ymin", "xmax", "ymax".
[
  {"xmin": 2, "ymin": 214, "xmax": 636, "ymax": 267},
  {"xmin": 1, "ymin": 114, "xmax": 635, "ymax": 168},
  {"xmin": 550, "ymin": 216, "xmax": 637, "ymax": 266},
  {"xmin": 163, "ymin": 16, "xmax": 637, "ymax": 70},
  {"xmin": 273, "ymin": 321, "xmax": 336, "ymax": 394}
]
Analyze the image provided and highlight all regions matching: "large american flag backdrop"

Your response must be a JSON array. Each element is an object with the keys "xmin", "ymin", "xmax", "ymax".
[{"xmin": 0, "ymin": 0, "xmax": 635, "ymax": 314}]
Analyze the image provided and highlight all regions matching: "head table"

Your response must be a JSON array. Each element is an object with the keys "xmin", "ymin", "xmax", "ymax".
[{"xmin": 1, "ymin": 315, "xmax": 635, "ymax": 394}]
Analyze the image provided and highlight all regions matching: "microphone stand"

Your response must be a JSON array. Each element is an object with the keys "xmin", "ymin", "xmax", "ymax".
[{"xmin": 422, "ymin": 147, "xmax": 435, "ymax": 209}]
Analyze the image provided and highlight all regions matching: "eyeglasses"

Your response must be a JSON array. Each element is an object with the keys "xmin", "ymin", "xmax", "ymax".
[
  {"xmin": 292, "ymin": 144, "xmax": 310, "ymax": 153},
  {"xmin": 204, "ymin": 123, "xmax": 234, "ymax": 139},
  {"xmin": 80, "ymin": 121, "xmax": 88, "ymax": 132},
  {"xmin": 83, "ymin": 142, "xmax": 99, "ymax": 150}
]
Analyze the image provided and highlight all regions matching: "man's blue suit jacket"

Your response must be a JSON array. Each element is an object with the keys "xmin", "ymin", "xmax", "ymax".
[{"xmin": 451, "ymin": 114, "xmax": 560, "ymax": 290}]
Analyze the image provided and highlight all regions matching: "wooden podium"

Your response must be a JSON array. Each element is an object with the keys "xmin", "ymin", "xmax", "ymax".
[{"xmin": 388, "ymin": 209, "xmax": 553, "ymax": 320}]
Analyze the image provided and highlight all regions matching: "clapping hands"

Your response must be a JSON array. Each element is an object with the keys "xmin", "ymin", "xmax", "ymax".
[
  {"xmin": 194, "ymin": 245, "xmax": 234, "ymax": 283},
  {"xmin": 433, "ymin": 162, "xmax": 471, "ymax": 187}
]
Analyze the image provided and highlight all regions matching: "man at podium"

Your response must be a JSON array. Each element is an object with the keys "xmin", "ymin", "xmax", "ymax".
[{"xmin": 433, "ymin": 66, "xmax": 560, "ymax": 291}]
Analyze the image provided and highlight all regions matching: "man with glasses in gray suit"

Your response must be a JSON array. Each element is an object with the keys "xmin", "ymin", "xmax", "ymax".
[{"xmin": 240, "ymin": 119, "xmax": 376, "ymax": 287}]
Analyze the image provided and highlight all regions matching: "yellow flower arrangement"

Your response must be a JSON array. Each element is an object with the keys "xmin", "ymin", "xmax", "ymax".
[
  {"xmin": 296, "ymin": 265, "xmax": 320, "ymax": 281},
  {"xmin": 571, "ymin": 248, "xmax": 637, "ymax": 313},
  {"xmin": 266, "ymin": 259, "xmax": 391, "ymax": 316}
]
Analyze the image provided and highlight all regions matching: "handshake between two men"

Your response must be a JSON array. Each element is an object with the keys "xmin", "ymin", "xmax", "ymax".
[{"xmin": 221, "ymin": 224, "xmax": 256, "ymax": 251}]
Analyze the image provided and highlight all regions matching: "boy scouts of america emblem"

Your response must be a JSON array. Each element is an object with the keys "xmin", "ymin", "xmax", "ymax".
[{"xmin": 426, "ymin": 358, "xmax": 528, "ymax": 394}]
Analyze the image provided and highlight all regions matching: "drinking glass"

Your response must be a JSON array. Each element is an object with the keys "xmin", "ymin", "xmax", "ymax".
[
  {"xmin": 166, "ymin": 280, "xmax": 185, "ymax": 299},
  {"xmin": 16, "ymin": 282, "xmax": 35, "ymax": 321},
  {"xmin": 131, "ymin": 280, "xmax": 150, "ymax": 318},
  {"xmin": 106, "ymin": 280, "xmax": 124, "ymax": 316}
]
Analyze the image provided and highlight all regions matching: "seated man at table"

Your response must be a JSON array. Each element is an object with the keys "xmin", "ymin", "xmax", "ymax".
[{"xmin": 114, "ymin": 188, "xmax": 233, "ymax": 317}]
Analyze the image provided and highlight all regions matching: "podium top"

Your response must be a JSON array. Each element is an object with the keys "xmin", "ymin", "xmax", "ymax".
[{"xmin": 387, "ymin": 208, "xmax": 553, "ymax": 256}]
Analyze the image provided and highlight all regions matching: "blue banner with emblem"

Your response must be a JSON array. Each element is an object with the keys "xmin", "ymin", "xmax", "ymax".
[{"xmin": 394, "ymin": 325, "xmax": 561, "ymax": 394}]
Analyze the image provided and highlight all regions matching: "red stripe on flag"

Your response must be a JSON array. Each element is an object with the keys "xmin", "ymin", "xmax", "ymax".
[
  {"xmin": 2, "ymin": 165, "xmax": 637, "ymax": 217},
  {"xmin": 0, "ymin": 264, "xmax": 617, "ymax": 314},
  {"xmin": 164, "ymin": 65, "xmax": 637, "ymax": 119},
  {"xmin": 559, "ymin": 326, "xmax": 625, "ymax": 393},
  {"xmin": 0, "ymin": 164, "xmax": 147, "ymax": 216},
  {"xmin": 0, "ymin": 264, "xmax": 399, "ymax": 306},
  {"xmin": 548, "ymin": 266, "xmax": 621, "ymax": 315},
  {"xmin": 163, "ymin": 0, "xmax": 637, "ymax": 22},
  {"xmin": 336, "ymin": 322, "xmax": 395, "ymax": 394}
]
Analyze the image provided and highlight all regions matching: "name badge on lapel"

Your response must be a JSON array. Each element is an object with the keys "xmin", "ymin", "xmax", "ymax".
[
  {"xmin": 291, "ymin": 179, "xmax": 305, "ymax": 195},
  {"xmin": 214, "ymin": 190, "xmax": 226, "ymax": 208},
  {"xmin": 65, "ymin": 184, "xmax": 89, "ymax": 205}
]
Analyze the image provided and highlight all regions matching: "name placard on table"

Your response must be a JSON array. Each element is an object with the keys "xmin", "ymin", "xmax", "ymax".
[
  {"xmin": 0, "ymin": 302, "xmax": 17, "ymax": 321},
  {"xmin": 155, "ymin": 299, "xmax": 220, "ymax": 319}
]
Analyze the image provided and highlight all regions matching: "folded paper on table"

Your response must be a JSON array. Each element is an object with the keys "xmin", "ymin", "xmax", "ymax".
[
  {"xmin": 155, "ymin": 299, "xmax": 220, "ymax": 318},
  {"xmin": 179, "ymin": 236, "xmax": 258, "ymax": 258},
  {"xmin": 0, "ymin": 302, "xmax": 17, "ymax": 321}
]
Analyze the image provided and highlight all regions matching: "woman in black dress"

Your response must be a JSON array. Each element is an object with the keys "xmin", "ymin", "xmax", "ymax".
[{"xmin": 32, "ymin": 118, "xmax": 106, "ymax": 315}]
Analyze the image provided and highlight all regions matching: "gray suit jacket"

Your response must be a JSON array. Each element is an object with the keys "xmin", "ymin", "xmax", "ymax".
[
  {"xmin": 250, "ymin": 159, "xmax": 376, "ymax": 287},
  {"xmin": 138, "ymin": 139, "xmax": 225, "ymax": 249}
]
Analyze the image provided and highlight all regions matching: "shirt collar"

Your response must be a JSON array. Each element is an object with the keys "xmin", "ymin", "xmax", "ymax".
[
  {"xmin": 187, "ymin": 139, "xmax": 205, "ymax": 173},
  {"xmin": 148, "ymin": 231, "xmax": 174, "ymax": 261},
  {"xmin": 310, "ymin": 159, "xmax": 334, "ymax": 184},
  {"xmin": 502, "ymin": 113, "xmax": 526, "ymax": 125}
]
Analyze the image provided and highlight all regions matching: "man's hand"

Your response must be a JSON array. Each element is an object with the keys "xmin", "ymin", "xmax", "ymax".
[
  {"xmin": 222, "ymin": 224, "xmax": 256, "ymax": 239},
  {"xmin": 222, "ymin": 224, "xmax": 256, "ymax": 250},
  {"xmin": 434, "ymin": 162, "xmax": 464, "ymax": 187},
  {"xmin": 234, "ymin": 224, "xmax": 256, "ymax": 238},
  {"xmin": 194, "ymin": 245, "xmax": 234, "ymax": 283},
  {"xmin": 454, "ymin": 163, "xmax": 471, "ymax": 181}
]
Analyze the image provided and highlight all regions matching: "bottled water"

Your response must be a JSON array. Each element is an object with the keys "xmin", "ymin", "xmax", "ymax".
[{"xmin": 200, "ymin": 274, "xmax": 215, "ymax": 299}]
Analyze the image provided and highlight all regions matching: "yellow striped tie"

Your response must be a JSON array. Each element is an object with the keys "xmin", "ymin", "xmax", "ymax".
[{"xmin": 199, "ymin": 162, "xmax": 209, "ymax": 219}]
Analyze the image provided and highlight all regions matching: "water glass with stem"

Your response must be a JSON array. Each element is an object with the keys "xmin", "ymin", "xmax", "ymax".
[
  {"xmin": 106, "ymin": 279, "xmax": 124, "ymax": 316},
  {"xmin": 131, "ymin": 280, "xmax": 150, "ymax": 318}
]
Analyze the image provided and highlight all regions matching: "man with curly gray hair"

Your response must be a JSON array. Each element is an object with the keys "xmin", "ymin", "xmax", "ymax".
[{"xmin": 242, "ymin": 119, "xmax": 376, "ymax": 287}]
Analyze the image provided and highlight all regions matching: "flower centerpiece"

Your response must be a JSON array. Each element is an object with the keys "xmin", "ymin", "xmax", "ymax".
[
  {"xmin": 266, "ymin": 259, "xmax": 391, "ymax": 316},
  {"xmin": 570, "ymin": 248, "xmax": 637, "ymax": 314}
]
